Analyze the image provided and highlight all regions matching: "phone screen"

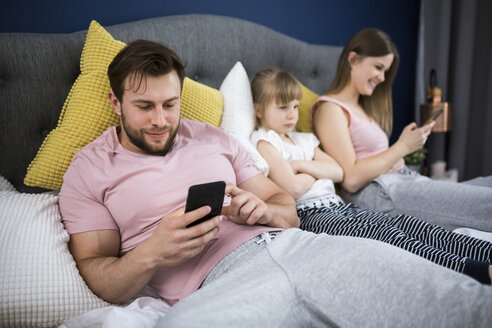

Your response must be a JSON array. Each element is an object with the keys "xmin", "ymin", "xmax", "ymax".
[
  {"xmin": 185, "ymin": 181, "xmax": 226, "ymax": 227},
  {"xmin": 423, "ymin": 109, "xmax": 444, "ymax": 126}
]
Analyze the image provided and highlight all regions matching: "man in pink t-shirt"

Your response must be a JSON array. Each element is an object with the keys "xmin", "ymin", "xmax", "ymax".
[
  {"xmin": 59, "ymin": 40, "xmax": 299, "ymax": 305},
  {"xmin": 58, "ymin": 40, "xmax": 492, "ymax": 327}
]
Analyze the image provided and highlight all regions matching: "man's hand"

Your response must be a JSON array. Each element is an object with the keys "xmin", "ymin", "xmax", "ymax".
[
  {"xmin": 68, "ymin": 206, "xmax": 222, "ymax": 304},
  {"xmin": 221, "ymin": 184, "xmax": 272, "ymax": 226},
  {"xmin": 139, "ymin": 206, "xmax": 223, "ymax": 268}
]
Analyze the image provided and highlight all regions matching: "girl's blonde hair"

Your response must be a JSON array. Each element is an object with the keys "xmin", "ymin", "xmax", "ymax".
[
  {"xmin": 327, "ymin": 28, "xmax": 399, "ymax": 136},
  {"xmin": 251, "ymin": 68, "xmax": 303, "ymax": 129}
]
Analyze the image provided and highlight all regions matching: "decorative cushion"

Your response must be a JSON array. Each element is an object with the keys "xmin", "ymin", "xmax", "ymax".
[
  {"xmin": 181, "ymin": 77, "xmax": 223, "ymax": 127},
  {"xmin": 219, "ymin": 62, "xmax": 256, "ymax": 139},
  {"xmin": 0, "ymin": 175, "xmax": 15, "ymax": 192},
  {"xmin": 24, "ymin": 20, "xmax": 223, "ymax": 191},
  {"xmin": 219, "ymin": 62, "xmax": 270, "ymax": 175},
  {"xmin": 296, "ymin": 82, "xmax": 320, "ymax": 133},
  {"xmin": 0, "ymin": 176, "xmax": 109, "ymax": 327}
]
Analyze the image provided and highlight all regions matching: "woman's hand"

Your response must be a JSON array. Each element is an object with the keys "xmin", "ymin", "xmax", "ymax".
[{"xmin": 396, "ymin": 122, "xmax": 434, "ymax": 155}]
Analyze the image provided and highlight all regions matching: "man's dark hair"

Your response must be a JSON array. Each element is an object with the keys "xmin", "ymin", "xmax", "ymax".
[{"xmin": 108, "ymin": 40, "xmax": 185, "ymax": 101}]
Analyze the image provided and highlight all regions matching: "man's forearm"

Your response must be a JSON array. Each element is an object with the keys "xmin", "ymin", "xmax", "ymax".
[
  {"xmin": 76, "ymin": 246, "xmax": 157, "ymax": 304},
  {"xmin": 265, "ymin": 192, "xmax": 299, "ymax": 228}
]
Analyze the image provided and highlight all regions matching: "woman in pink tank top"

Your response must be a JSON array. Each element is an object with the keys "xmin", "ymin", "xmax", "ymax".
[{"xmin": 311, "ymin": 28, "xmax": 492, "ymax": 234}]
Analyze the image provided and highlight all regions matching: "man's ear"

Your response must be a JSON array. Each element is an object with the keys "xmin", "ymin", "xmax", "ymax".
[{"xmin": 108, "ymin": 90, "xmax": 122, "ymax": 116}]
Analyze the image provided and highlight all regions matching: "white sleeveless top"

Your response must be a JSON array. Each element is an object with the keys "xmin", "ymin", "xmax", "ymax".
[{"xmin": 250, "ymin": 128, "xmax": 340, "ymax": 204}]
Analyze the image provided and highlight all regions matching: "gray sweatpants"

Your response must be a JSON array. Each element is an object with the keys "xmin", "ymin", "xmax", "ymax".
[
  {"xmin": 350, "ymin": 170, "xmax": 492, "ymax": 232},
  {"xmin": 156, "ymin": 229, "xmax": 492, "ymax": 328}
]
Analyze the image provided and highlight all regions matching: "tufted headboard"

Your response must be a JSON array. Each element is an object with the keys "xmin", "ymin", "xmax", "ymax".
[{"xmin": 0, "ymin": 14, "xmax": 342, "ymax": 193}]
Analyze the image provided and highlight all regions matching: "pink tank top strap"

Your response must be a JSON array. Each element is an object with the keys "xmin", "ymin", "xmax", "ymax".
[{"xmin": 310, "ymin": 95, "xmax": 357, "ymax": 129}]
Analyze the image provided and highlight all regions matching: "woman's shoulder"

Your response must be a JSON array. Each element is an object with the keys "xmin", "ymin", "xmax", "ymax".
[
  {"xmin": 311, "ymin": 95, "xmax": 352, "ymax": 128},
  {"xmin": 315, "ymin": 95, "xmax": 352, "ymax": 115}
]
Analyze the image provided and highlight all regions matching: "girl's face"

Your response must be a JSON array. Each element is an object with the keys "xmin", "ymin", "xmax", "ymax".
[
  {"xmin": 349, "ymin": 53, "xmax": 394, "ymax": 96},
  {"xmin": 257, "ymin": 99, "xmax": 300, "ymax": 136}
]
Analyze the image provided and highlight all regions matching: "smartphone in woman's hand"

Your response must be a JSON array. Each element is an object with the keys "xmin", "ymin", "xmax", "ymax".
[{"xmin": 423, "ymin": 109, "xmax": 444, "ymax": 126}]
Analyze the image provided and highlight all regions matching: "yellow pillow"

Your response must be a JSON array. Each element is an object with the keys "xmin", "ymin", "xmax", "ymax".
[
  {"xmin": 296, "ymin": 82, "xmax": 320, "ymax": 133},
  {"xmin": 24, "ymin": 21, "xmax": 223, "ymax": 190},
  {"xmin": 181, "ymin": 77, "xmax": 223, "ymax": 126}
]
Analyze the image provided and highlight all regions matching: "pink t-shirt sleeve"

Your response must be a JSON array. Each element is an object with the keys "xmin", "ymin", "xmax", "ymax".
[
  {"xmin": 230, "ymin": 134, "xmax": 261, "ymax": 185},
  {"xmin": 59, "ymin": 156, "xmax": 118, "ymax": 234}
]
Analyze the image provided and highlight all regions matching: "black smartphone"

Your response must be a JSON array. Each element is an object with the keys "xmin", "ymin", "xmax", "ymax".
[
  {"xmin": 423, "ymin": 109, "xmax": 444, "ymax": 126},
  {"xmin": 185, "ymin": 181, "xmax": 226, "ymax": 228}
]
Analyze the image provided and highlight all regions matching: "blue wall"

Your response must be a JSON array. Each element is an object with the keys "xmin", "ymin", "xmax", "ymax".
[{"xmin": 1, "ymin": 0, "xmax": 420, "ymax": 141}]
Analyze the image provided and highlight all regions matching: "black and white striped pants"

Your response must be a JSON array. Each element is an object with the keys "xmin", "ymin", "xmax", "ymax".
[{"xmin": 298, "ymin": 201, "xmax": 492, "ymax": 283}]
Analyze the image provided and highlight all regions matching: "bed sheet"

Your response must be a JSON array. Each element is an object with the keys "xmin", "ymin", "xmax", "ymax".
[{"xmin": 60, "ymin": 286, "xmax": 171, "ymax": 328}]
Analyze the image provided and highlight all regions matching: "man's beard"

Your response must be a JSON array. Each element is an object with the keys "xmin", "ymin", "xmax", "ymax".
[{"xmin": 120, "ymin": 109, "xmax": 179, "ymax": 156}]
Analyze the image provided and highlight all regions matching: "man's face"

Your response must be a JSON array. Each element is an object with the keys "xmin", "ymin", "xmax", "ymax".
[{"xmin": 109, "ymin": 71, "xmax": 181, "ymax": 155}]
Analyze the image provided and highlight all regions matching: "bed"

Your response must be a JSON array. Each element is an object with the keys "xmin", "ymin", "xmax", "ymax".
[{"xmin": 1, "ymin": 14, "xmax": 491, "ymax": 328}]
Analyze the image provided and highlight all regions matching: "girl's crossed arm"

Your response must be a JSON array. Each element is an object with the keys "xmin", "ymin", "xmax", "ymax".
[
  {"xmin": 289, "ymin": 147, "xmax": 343, "ymax": 183},
  {"xmin": 257, "ymin": 140, "xmax": 316, "ymax": 200}
]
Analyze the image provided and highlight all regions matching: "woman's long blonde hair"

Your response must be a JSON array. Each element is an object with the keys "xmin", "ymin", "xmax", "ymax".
[
  {"xmin": 251, "ymin": 68, "xmax": 303, "ymax": 129},
  {"xmin": 327, "ymin": 28, "xmax": 399, "ymax": 135}
]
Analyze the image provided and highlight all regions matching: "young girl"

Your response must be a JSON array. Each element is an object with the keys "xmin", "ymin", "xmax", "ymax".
[
  {"xmin": 250, "ymin": 67, "xmax": 492, "ymax": 285},
  {"xmin": 311, "ymin": 28, "xmax": 492, "ymax": 233}
]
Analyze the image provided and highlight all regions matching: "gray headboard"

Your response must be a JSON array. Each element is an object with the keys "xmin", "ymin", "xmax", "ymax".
[{"xmin": 0, "ymin": 14, "xmax": 342, "ymax": 193}]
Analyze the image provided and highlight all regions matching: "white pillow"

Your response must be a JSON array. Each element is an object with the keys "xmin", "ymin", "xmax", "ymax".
[
  {"xmin": 219, "ymin": 62, "xmax": 269, "ymax": 175},
  {"xmin": 0, "ymin": 175, "xmax": 15, "ymax": 192},
  {"xmin": 0, "ymin": 177, "xmax": 109, "ymax": 327}
]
